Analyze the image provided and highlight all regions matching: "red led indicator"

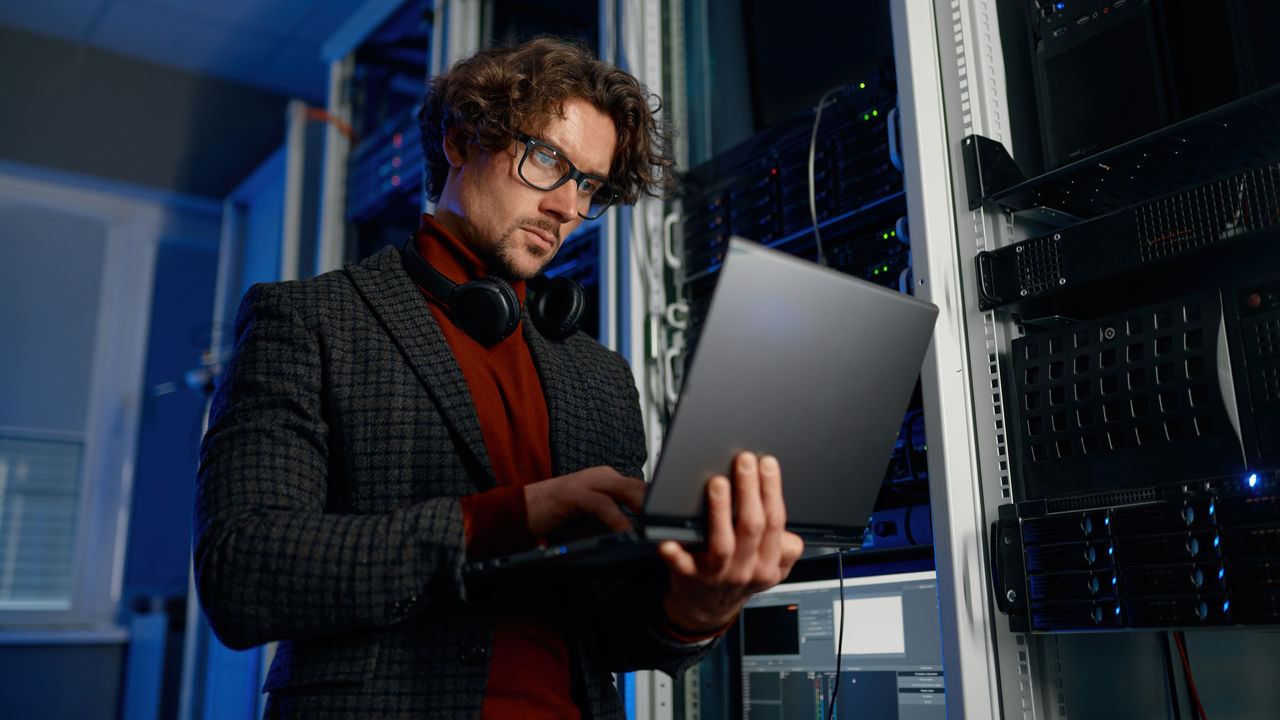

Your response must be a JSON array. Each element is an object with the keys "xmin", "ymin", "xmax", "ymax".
[
  {"xmin": 391, "ymin": 175, "xmax": 401, "ymax": 187},
  {"xmin": 1248, "ymin": 293, "xmax": 1262, "ymax": 308},
  {"xmin": 392, "ymin": 156, "xmax": 402, "ymax": 168},
  {"xmin": 393, "ymin": 133, "xmax": 403, "ymax": 148}
]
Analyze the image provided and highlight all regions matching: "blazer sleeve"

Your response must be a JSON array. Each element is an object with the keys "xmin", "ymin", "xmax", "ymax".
[{"xmin": 193, "ymin": 282, "xmax": 468, "ymax": 650}]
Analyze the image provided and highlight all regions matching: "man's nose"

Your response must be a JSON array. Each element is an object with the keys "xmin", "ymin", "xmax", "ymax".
[{"xmin": 542, "ymin": 180, "xmax": 581, "ymax": 222}]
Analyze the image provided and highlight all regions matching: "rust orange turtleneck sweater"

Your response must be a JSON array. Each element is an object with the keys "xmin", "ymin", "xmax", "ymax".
[{"xmin": 412, "ymin": 214, "xmax": 581, "ymax": 720}]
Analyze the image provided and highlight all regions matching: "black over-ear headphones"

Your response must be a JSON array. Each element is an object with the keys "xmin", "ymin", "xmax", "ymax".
[{"xmin": 401, "ymin": 238, "xmax": 585, "ymax": 345}]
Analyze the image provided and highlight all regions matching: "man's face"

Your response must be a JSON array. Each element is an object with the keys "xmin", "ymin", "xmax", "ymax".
[{"xmin": 436, "ymin": 97, "xmax": 618, "ymax": 280}]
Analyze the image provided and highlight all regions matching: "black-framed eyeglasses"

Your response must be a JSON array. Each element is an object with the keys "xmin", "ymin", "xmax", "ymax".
[{"xmin": 512, "ymin": 132, "xmax": 619, "ymax": 220}]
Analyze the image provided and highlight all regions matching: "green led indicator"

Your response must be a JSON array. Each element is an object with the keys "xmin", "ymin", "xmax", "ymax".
[
  {"xmin": 890, "ymin": 230, "xmax": 896, "ymax": 237},
  {"xmin": 863, "ymin": 114, "xmax": 870, "ymax": 120},
  {"xmin": 882, "ymin": 232, "xmax": 889, "ymax": 239},
  {"xmin": 859, "ymin": 82, "xmax": 866, "ymax": 89},
  {"xmin": 882, "ymin": 265, "xmax": 889, "ymax": 272},
  {"xmin": 872, "ymin": 109, "xmax": 879, "ymax": 117}
]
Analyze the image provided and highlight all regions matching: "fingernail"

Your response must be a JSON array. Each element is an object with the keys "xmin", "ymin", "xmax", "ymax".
[
  {"xmin": 738, "ymin": 453, "xmax": 754, "ymax": 472},
  {"xmin": 761, "ymin": 455, "xmax": 779, "ymax": 473},
  {"xmin": 710, "ymin": 477, "xmax": 727, "ymax": 497}
]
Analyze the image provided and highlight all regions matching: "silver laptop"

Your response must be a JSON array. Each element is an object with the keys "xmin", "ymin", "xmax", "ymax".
[{"xmin": 465, "ymin": 237, "xmax": 939, "ymax": 576}]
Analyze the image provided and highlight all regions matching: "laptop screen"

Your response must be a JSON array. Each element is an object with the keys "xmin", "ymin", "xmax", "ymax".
[{"xmin": 735, "ymin": 551, "xmax": 946, "ymax": 719}]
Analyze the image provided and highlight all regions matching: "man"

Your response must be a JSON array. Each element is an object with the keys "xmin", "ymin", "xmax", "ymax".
[{"xmin": 194, "ymin": 36, "xmax": 803, "ymax": 718}]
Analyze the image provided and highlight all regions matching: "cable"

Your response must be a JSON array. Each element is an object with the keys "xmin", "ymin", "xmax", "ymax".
[
  {"xmin": 825, "ymin": 550, "xmax": 846, "ymax": 720},
  {"xmin": 1172, "ymin": 631, "xmax": 1208, "ymax": 720},
  {"xmin": 1160, "ymin": 632, "xmax": 1183, "ymax": 720},
  {"xmin": 807, "ymin": 86, "xmax": 845, "ymax": 267}
]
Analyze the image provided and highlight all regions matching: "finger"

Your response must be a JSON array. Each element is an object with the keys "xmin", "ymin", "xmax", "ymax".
[
  {"xmin": 658, "ymin": 540, "xmax": 698, "ymax": 577},
  {"xmin": 731, "ymin": 452, "xmax": 766, "ymax": 569},
  {"xmin": 703, "ymin": 475, "xmax": 735, "ymax": 576},
  {"xmin": 756, "ymin": 455, "xmax": 785, "ymax": 576},
  {"xmin": 600, "ymin": 475, "xmax": 647, "ymax": 512},
  {"xmin": 581, "ymin": 491, "xmax": 635, "ymax": 533}
]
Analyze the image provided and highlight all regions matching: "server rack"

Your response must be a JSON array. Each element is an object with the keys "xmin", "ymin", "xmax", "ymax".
[{"xmin": 895, "ymin": 0, "xmax": 1280, "ymax": 718}]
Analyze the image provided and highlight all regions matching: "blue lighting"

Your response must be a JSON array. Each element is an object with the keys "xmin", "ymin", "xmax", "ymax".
[
  {"xmin": 1209, "ymin": 503, "xmax": 1215, "ymax": 515},
  {"xmin": 558, "ymin": 546, "xmax": 568, "ymax": 555},
  {"xmin": 1108, "ymin": 547, "xmax": 1114, "ymax": 555},
  {"xmin": 1104, "ymin": 517, "xmax": 1111, "ymax": 526},
  {"xmin": 1219, "ymin": 568, "xmax": 1225, "ymax": 580},
  {"xmin": 1223, "ymin": 600, "xmax": 1231, "ymax": 613},
  {"xmin": 1248, "ymin": 473, "xmax": 1258, "ymax": 488},
  {"xmin": 1056, "ymin": 2, "xmax": 1065, "ymax": 8},
  {"xmin": 1112, "ymin": 577, "xmax": 1118, "ymax": 585},
  {"xmin": 1214, "ymin": 536, "xmax": 1221, "ymax": 548},
  {"xmin": 1115, "ymin": 606, "xmax": 1121, "ymax": 616}
]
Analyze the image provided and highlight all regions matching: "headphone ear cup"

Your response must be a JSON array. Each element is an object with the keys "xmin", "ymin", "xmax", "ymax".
[
  {"xmin": 528, "ymin": 275, "xmax": 585, "ymax": 341},
  {"xmin": 452, "ymin": 277, "xmax": 522, "ymax": 346}
]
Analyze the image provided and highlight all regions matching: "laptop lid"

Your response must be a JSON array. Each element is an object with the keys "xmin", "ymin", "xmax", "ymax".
[{"xmin": 639, "ymin": 237, "xmax": 939, "ymax": 544}]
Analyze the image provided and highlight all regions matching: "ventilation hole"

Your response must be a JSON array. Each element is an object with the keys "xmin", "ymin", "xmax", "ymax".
[
  {"xmin": 1104, "ymin": 402, "xmax": 1126, "ymax": 423},
  {"xmin": 1026, "ymin": 343, "xmax": 1040, "ymax": 361},
  {"xmin": 1052, "ymin": 411, "xmax": 1069, "ymax": 432},
  {"xmin": 1127, "ymin": 318, "xmax": 1144, "ymax": 335},
  {"xmin": 1055, "ymin": 438, "xmax": 1074, "ymax": 458},
  {"xmin": 1156, "ymin": 336, "xmax": 1174, "ymax": 357},
  {"xmin": 1100, "ymin": 349, "xmax": 1117, "ymax": 368},
  {"xmin": 1028, "ymin": 417, "xmax": 1045, "ymax": 436},
  {"xmin": 1077, "ymin": 407, "xmax": 1096, "ymax": 427},
  {"xmin": 1127, "ymin": 342, "xmax": 1145, "ymax": 363},
  {"xmin": 1189, "ymin": 384, "xmax": 1208, "ymax": 407},
  {"xmin": 1186, "ymin": 357, "xmax": 1206, "ymax": 379},
  {"xmin": 1154, "ymin": 309, "xmax": 1172, "ymax": 329},
  {"xmin": 1050, "ymin": 360, "xmax": 1064, "ymax": 380},
  {"xmin": 1185, "ymin": 329, "xmax": 1203, "ymax": 350},
  {"xmin": 1136, "ymin": 423, "xmax": 1159, "ymax": 446},
  {"xmin": 1075, "ymin": 381, "xmax": 1092, "ymax": 401},
  {"xmin": 1184, "ymin": 303, "xmax": 1202, "ymax": 322},
  {"xmin": 1027, "ymin": 392, "xmax": 1042, "ymax": 411},
  {"xmin": 1101, "ymin": 375, "xmax": 1119, "ymax": 396},
  {"xmin": 1082, "ymin": 434, "xmax": 1100, "ymax": 454},
  {"xmin": 1128, "ymin": 369, "xmax": 1148, "ymax": 390},
  {"xmin": 1156, "ymin": 363, "xmax": 1176, "ymax": 384},
  {"xmin": 1075, "ymin": 330, "xmax": 1090, "ymax": 348},
  {"xmin": 1050, "ymin": 385, "xmax": 1066, "ymax": 406},
  {"xmin": 1164, "ymin": 418, "xmax": 1184, "ymax": 440},
  {"xmin": 1131, "ymin": 396, "xmax": 1150, "ymax": 417},
  {"xmin": 1159, "ymin": 391, "xmax": 1179, "ymax": 412},
  {"xmin": 1026, "ymin": 367, "xmax": 1041, "ymax": 384},
  {"xmin": 1075, "ymin": 355, "xmax": 1090, "ymax": 373},
  {"xmin": 1031, "ymin": 443, "xmax": 1048, "ymax": 462},
  {"xmin": 1050, "ymin": 337, "xmax": 1064, "ymax": 354}
]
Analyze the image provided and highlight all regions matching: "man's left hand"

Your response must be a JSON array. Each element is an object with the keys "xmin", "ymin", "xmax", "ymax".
[{"xmin": 656, "ymin": 452, "xmax": 805, "ymax": 636}]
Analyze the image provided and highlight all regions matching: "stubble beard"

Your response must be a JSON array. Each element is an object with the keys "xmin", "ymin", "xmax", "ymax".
[{"xmin": 471, "ymin": 217, "xmax": 562, "ymax": 281}]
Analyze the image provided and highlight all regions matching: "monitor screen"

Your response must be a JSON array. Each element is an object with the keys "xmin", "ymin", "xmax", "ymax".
[{"xmin": 738, "ymin": 553, "xmax": 945, "ymax": 719}]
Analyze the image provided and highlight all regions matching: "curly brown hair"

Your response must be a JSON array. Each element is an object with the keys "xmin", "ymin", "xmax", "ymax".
[{"xmin": 418, "ymin": 36, "xmax": 674, "ymax": 206}]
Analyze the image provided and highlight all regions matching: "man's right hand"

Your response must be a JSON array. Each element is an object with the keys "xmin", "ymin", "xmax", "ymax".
[{"xmin": 524, "ymin": 467, "xmax": 647, "ymax": 540}]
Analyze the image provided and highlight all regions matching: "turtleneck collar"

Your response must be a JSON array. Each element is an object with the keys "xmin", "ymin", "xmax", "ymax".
[{"xmin": 412, "ymin": 213, "xmax": 527, "ymax": 304}]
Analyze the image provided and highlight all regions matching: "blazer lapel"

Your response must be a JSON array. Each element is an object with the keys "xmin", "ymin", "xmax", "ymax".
[
  {"xmin": 524, "ymin": 315, "xmax": 580, "ymax": 477},
  {"xmin": 345, "ymin": 247, "xmax": 496, "ymax": 489}
]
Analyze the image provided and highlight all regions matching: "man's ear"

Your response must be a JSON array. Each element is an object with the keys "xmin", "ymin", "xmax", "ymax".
[{"xmin": 443, "ymin": 127, "xmax": 469, "ymax": 167}]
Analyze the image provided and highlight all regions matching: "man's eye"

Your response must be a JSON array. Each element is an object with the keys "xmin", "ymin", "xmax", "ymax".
[
  {"xmin": 578, "ymin": 177, "xmax": 599, "ymax": 194},
  {"xmin": 532, "ymin": 148, "xmax": 560, "ymax": 168}
]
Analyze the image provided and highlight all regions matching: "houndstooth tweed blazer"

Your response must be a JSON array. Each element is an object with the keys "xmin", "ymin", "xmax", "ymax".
[{"xmin": 194, "ymin": 246, "xmax": 708, "ymax": 718}]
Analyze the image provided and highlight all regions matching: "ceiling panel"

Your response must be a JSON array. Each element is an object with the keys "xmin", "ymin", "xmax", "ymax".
[
  {"xmin": 0, "ymin": 0, "xmax": 362, "ymax": 103},
  {"xmin": 0, "ymin": 0, "xmax": 108, "ymax": 40},
  {"xmin": 92, "ymin": 2, "xmax": 277, "ymax": 80}
]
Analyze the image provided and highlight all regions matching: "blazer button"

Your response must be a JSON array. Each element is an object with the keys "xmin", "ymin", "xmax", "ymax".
[{"xmin": 459, "ymin": 643, "xmax": 489, "ymax": 664}]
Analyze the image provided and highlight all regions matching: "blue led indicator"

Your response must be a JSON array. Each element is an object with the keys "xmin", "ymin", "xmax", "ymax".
[
  {"xmin": 1105, "ymin": 517, "xmax": 1111, "ymax": 526},
  {"xmin": 1115, "ymin": 606, "xmax": 1121, "ymax": 616},
  {"xmin": 1056, "ymin": 2, "xmax": 1065, "ymax": 8},
  {"xmin": 1214, "ymin": 536, "xmax": 1221, "ymax": 548},
  {"xmin": 1209, "ymin": 503, "xmax": 1215, "ymax": 515},
  {"xmin": 1219, "ymin": 568, "xmax": 1225, "ymax": 580},
  {"xmin": 1112, "ymin": 577, "xmax": 1118, "ymax": 585},
  {"xmin": 1108, "ymin": 547, "xmax": 1114, "ymax": 555},
  {"xmin": 1224, "ymin": 600, "xmax": 1230, "ymax": 612},
  {"xmin": 1248, "ymin": 473, "xmax": 1258, "ymax": 488},
  {"xmin": 558, "ymin": 546, "xmax": 568, "ymax": 555}
]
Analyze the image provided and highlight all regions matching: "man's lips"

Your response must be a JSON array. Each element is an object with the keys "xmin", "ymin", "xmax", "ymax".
[{"xmin": 523, "ymin": 225, "xmax": 559, "ymax": 251}]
